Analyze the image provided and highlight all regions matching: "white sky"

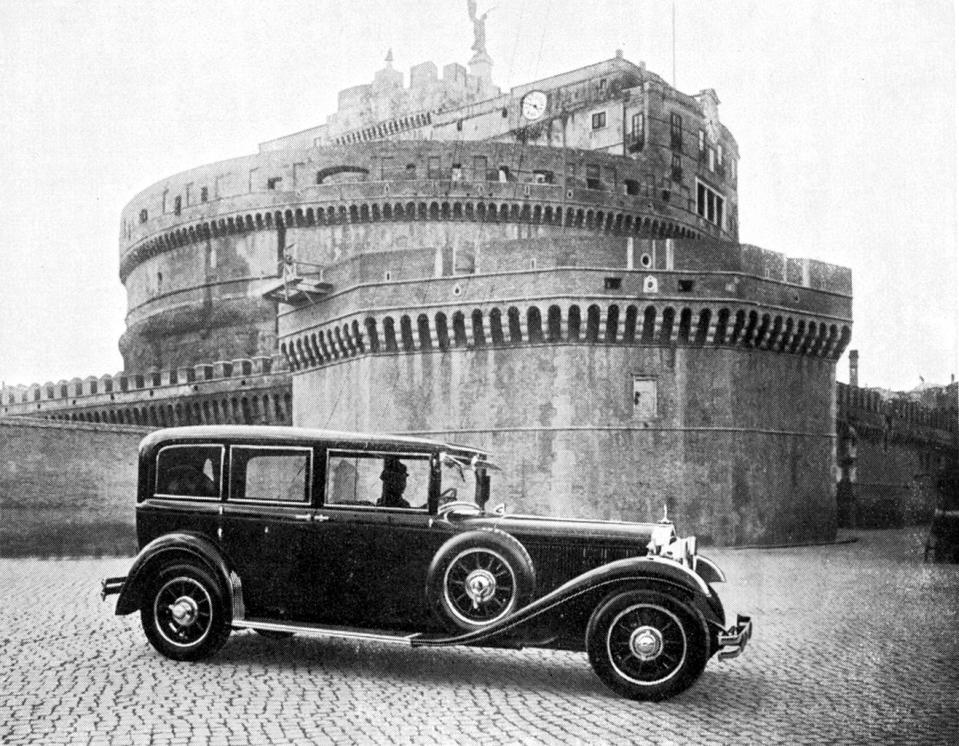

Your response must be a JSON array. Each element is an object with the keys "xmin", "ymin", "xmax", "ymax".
[{"xmin": 0, "ymin": 0, "xmax": 955, "ymax": 392}]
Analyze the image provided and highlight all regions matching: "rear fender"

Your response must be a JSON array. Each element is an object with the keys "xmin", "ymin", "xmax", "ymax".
[
  {"xmin": 114, "ymin": 533, "xmax": 235, "ymax": 617},
  {"xmin": 414, "ymin": 556, "xmax": 719, "ymax": 649}
]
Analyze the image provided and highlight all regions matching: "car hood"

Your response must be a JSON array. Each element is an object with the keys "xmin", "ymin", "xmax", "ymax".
[{"xmin": 454, "ymin": 512, "xmax": 665, "ymax": 547}]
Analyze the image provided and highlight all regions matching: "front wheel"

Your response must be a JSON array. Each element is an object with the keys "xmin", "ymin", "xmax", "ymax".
[
  {"xmin": 586, "ymin": 590, "xmax": 709, "ymax": 701},
  {"xmin": 140, "ymin": 563, "xmax": 230, "ymax": 661}
]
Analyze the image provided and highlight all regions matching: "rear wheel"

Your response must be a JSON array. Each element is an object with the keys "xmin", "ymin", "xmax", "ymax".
[
  {"xmin": 141, "ymin": 563, "xmax": 230, "ymax": 661},
  {"xmin": 586, "ymin": 590, "xmax": 709, "ymax": 701}
]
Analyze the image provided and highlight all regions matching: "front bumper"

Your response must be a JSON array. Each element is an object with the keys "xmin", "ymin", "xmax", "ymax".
[
  {"xmin": 716, "ymin": 614, "xmax": 752, "ymax": 660},
  {"xmin": 101, "ymin": 576, "xmax": 126, "ymax": 600}
]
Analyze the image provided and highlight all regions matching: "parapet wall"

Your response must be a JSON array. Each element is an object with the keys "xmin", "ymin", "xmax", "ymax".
[
  {"xmin": 1, "ymin": 356, "xmax": 292, "ymax": 427},
  {"xmin": 0, "ymin": 418, "xmax": 146, "ymax": 556},
  {"xmin": 836, "ymin": 382, "xmax": 958, "ymax": 528}
]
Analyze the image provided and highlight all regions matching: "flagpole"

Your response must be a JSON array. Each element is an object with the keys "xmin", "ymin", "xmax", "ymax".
[{"xmin": 672, "ymin": 1, "xmax": 676, "ymax": 88}]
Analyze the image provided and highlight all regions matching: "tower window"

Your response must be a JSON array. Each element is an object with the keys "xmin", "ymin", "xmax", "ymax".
[
  {"xmin": 267, "ymin": 177, "xmax": 282, "ymax": 190},
  {"xmin": 696, "ymin": 180, "xmax": 725, "ymax": 228},
  {"xmin": 586, "ymin": 164, "xmax": 601, "ymax": 190},
  {"xmin": 670, "ymin": 113, "xmax": 683, "ymax": 150},
  {"xmin": 592, "ymin": 111, "xmax": 607, "ymax": 130},
  {"xmin": 200, "ymin": 186, "xmax": 209, "ymax": 203},
  {"xmin": 671, "ymin": 154, "xmax": 683, "ymax": 181},
  {"xmin": 630, "ymin": 112, "xmax": 645, "ymax": 150},
  {"xmin": 473, "ymin": 155, "xmax": 488, "ymax": 180},
  {"xmin": 173, "ymin": 195, "xmax": 182, "ymax": 216},
  {"xmin": 139, "ymin": 209, "xmax": 148, "ymax": 224}
]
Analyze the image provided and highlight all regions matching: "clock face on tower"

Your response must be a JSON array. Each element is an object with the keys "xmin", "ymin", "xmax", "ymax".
[{"xmin": 521, "ymin": 90, "xmax": 547, "ymax": 121}]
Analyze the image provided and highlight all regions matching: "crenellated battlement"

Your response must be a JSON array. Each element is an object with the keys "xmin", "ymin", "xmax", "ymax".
[
  {"xmin": 837, "ymin": 381, "xmax": 958, "ymax": 436},
  {"xmin": 1, "ymin": 356, "xmax": 291, "ymax": 427}
]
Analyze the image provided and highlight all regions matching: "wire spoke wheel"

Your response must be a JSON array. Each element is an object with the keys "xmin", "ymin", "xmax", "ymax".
[
  {"xmin": 141, "ymin": 563, "xmax": 230, "ymax": 661},
  {"xmin": 154, "ymin": 576, "xmax": 214, "ymax": 648},
  {"xmin": 587, "ymin": 590, "xmax": 709, "ymax": 701},
  {"xmin": 428, "ymin": 529, "xmax": 536, "ymax": 632},
  {"xmin": 606, "ymin": 604, "xmax": 687, "ymax": 685},
  {"xmin": 443, "ymin": 548, "xmax": 516, "ymax": 624}
]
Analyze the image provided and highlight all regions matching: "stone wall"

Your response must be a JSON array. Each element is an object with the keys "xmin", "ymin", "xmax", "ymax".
[
  {"xmin": 294, "ymin": 344, "xmax": 838, "ymax": 546},
  {"xmin": 836, "ymin": 383, "xmax": 958, "ymax": 528},
  {"xmin": 0, "ymin": 418, "xmax": 146, "ymax": 556}
]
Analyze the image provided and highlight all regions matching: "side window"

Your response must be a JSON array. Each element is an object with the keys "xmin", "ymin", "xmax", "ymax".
[
  {"xmin": 155, "ymin": 445, "xmax": 223, "ymax": 499},
  {"xmin": 325, "ymin": 451, "xmax": 430, "ymax": 510},
  {"xmin": 230, "ymin": 447, "xmax": 311, "ymax": 503}
]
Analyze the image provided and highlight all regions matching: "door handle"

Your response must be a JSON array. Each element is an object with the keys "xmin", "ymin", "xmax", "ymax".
[{"xmin": 294, "ymin": 513, "xmax": 330, "ymax": 523}]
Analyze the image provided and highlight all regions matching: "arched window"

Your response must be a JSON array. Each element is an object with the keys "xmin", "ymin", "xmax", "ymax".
[
  {"xmin": 605, "ymin": 305, "xmax": 620, "ymax": 343},
  {"xmin": 659, "ymin": 307, "xmax": 675, "ymax": 344},
  {"xmin": 417, "ymin": 314, "xmax": 432, "ymax": 350},
  {"xmin": 640, "ymin": 306, "xmax": 657, "ymax": 343},
  {"xmin": 471, "ymin": 310, "xmax": 486, "ymax": 347},
  {"xmin": 400, "ymin": 315, "xmax": 415, "ymax": 351},
  {"xmin": 452, "ymin": 312, "xmax": 468, "ymax": 346},
  {"xmin": 568, "ymin": 305, "xmax": 582, "ymax": 342},
  {"xmin": 677, "ymin": 308, "xmax": 692, "ymax": 344},
  {"xmin": 383, "ymin": 317, "xmax": 399, "ymax": 352},
  {"xmin": 547, "ymin": 306, "xmax": 563, "ymax": 342},
  {"xmin": 507, "ymin": 307, "xmax": 523, "ymax": 343},
  {"xmin": 435, "ymin": 313, "xmax": 450, "ymax": 350},
  {"xmin": 527, "ymin": 307, "xmax": 544, "ymax": 343},
  {"xmin": 489, "ymin": 308, "xmax": 505, "ymax": 345}
]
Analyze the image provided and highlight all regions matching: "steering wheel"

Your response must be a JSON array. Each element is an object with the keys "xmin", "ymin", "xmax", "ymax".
[
  {"xmin": 439, "ymin": 487, "xmax": 458, "ymax": 503},
  {"xmin": 436, "ymin": 500, "xmax": 482, "ymax": 517}
]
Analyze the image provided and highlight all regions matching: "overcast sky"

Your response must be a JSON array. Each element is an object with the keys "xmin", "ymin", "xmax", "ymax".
[{"xmin": 0, "ymin": 0, "xmax": 955, "ymax": 392}]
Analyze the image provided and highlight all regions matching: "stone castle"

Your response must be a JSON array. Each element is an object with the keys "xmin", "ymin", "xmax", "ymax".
[{"xmin": 2, "ymin": 8, "xmax": 954, "ymax": 545}]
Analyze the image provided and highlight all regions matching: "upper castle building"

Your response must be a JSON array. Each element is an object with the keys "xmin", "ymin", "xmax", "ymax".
[{"xmin": 3, "ymin": 14, "xmax": 862, "ymax": 544}]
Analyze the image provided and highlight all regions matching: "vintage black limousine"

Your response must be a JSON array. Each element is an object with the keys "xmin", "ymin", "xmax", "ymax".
[{"xmin": 102, "ymin": 426, "xmax": 751, "ymax": 701}]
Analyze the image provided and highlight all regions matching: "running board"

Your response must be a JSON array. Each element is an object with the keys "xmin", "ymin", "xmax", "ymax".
[{"xmin": 233, "ymin": 619, "xmax": 422, "ymax": 646}]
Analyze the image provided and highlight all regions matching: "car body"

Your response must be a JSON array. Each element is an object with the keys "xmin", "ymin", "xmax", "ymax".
[{"xmin": 102, "ymin": 425, "xmax": 751, "ymax": 700}]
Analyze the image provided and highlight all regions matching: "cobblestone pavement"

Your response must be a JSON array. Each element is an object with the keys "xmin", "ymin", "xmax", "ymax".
[{"xmin": 1, "ymin": 528, "xmax": 957, "ymax": 745}]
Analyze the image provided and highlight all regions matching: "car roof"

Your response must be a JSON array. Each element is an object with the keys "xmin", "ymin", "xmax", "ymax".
[{"xmin": 140, "ymin": 425, "xmax": 490, "ymax": 461}]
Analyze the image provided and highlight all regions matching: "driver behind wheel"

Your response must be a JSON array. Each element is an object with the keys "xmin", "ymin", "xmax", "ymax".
[{"xmin": 376, "ymin": 457, "xmax": 410, "ymax": 509}]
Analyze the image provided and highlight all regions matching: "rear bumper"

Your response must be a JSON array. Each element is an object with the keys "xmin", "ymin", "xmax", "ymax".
[
  {"xmin": 716, "ymin": 614, "xmax": 752, "ymax": 660},
  {"xmin": 101, "ymin": 576, "xmax": 126, "ymax": 600}
]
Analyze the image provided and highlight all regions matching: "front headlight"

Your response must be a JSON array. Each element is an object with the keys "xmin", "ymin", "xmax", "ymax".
[{"xmin": 663, "ymin": 535, "xmax": 697, "ymax": 568}]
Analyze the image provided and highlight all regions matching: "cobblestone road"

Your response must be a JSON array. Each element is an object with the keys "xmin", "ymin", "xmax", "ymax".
[{"xmin": 1, "ymin": 528, "xmax": 957, "ymax": 745}]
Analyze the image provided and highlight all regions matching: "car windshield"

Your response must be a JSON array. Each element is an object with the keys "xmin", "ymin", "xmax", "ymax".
[{"xmin": 440, "ymin": 452, "xmax": 491, "ymax": 508}]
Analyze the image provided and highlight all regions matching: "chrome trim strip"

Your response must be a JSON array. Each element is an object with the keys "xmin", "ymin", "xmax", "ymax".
[{"xmin": 233, "ymin": 619, "xmax": 419, "ymax": 646}]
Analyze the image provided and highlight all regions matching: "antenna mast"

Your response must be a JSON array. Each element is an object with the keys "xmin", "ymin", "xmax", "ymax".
[{"xmin": 672, "ymin": 1, "xmax": 676, "ymax": 88}]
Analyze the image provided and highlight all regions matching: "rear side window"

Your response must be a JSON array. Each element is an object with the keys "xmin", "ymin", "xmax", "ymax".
[
  {"xmin": 230, "ymin": 447, "xmax": 311, "ymax": 504},
  {"xmin": 155, "ymin": 445, "xmax": 223, "ymax": 499}
]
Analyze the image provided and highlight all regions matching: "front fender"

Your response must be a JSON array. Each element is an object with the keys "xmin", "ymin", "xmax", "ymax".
[
  {"xmin": 413, "ymin": 556, "xmax": 720, "ymax": 649},
  {"xmin": 114, "ymin": 532, "xmax": 234, "ymax": 616}
]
